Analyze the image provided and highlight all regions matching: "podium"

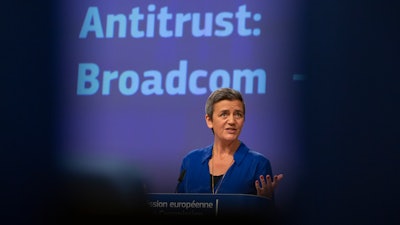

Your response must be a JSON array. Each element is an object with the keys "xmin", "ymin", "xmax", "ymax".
[{"xmin": 147, "ymin": 193, "xmax": 273, "ymax": 217}]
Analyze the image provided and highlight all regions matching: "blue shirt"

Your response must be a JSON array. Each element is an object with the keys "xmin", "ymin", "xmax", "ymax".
[{"xmin": 176, "ymin": 142, "xmax": 273, "ymax": 195}]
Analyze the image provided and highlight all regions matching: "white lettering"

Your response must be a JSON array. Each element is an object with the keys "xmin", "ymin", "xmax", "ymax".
[
  {"xmin": 119, "ymin": 71, "xmax": 140, "ymax": 95},
  {"xmin": 76, "ymin": 60, "xmax": 267, "ymax": 96},
  {"xmin": 79, "ymin": 4, "xmax": 261, "ymax": 39},
  {"xmin": 79, "ymin": 7, "xmax": 104, "ymax": 38},
  {"xmin": 165, "ymin": 60, "xmax": 187, "ymax": 95},
  {"xmin": 77, "ymin": 63, "xmax": 100, "ymax": 95}
]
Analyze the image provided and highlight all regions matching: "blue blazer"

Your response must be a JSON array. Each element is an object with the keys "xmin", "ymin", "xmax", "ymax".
[{"xmin": 176, "ymin": 142, "xmax": 273, "ymax": 195}]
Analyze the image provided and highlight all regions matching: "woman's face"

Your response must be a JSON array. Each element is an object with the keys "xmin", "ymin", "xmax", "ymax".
[{"xmin": 206, "ymin": 99, "xmax": 245, "ymax": 143}]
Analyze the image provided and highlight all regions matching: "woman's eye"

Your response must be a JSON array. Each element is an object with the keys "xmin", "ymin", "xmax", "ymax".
[{"xmin": 234, "ymin": 113, "xmax": 243, "ymax": 118}]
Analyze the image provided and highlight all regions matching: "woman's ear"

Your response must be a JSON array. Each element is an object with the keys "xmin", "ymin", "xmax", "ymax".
[{"xmin": 205, "ymin": 114, "xmax": 213, "ymax": 129}]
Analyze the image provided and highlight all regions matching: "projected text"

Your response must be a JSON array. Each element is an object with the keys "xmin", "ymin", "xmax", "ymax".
[
  {"xmin": 79, "ymin": 4, "xmax": 261, "ymax": 38},
  {"xmin": 77, "ymin": 60, "xmax": 266, "ymax": 96}
]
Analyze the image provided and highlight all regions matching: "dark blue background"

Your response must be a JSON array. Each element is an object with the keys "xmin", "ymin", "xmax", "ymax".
[{"xmin": 55, "ymin": 1, "xmax": 306, "ymax": 203}]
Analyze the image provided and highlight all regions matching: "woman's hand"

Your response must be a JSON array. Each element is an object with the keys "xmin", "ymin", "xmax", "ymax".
[{"xmin": 255, "ymin": 174, "xmax": 284, "ymax": 198}]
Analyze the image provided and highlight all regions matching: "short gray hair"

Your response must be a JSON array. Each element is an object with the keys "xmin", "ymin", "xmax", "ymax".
[{"xmin": 205, "ymin": 88, "xmax": 245, "ymax": 120}]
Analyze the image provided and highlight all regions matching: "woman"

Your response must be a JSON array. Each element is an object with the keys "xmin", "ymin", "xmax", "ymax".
[{"xmin": 176, "ymin": 87, "xmax": 283, "ymax": 198}]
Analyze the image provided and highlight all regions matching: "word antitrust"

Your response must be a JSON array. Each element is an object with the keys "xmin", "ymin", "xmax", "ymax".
[{"xmin": 79, "ymin": 4, "xmax": 262, "ymax": 38}]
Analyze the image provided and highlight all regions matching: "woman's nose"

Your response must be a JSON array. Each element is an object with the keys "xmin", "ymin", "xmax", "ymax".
[{"xmin": 227, "ymin": 114, "xmax": 235, "ymax": 123}]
